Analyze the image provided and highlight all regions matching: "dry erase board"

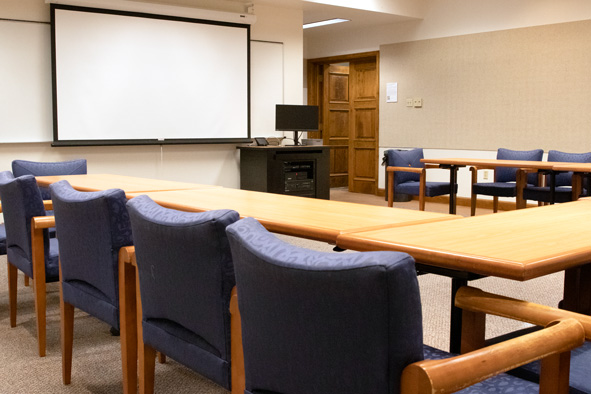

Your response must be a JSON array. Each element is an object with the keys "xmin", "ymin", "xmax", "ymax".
[{"xmin": 0, "ymin": 20, "xmax": 52, "ymax": 143}]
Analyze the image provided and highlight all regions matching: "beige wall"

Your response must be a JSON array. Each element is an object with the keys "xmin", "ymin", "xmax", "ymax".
[
  {"xmin": 1, "ymin": 0, "xmax": 303, "ymax": 187},
  {"xmin": 379, "ymin": 20, "xmax": 591, "ymax": 152}
]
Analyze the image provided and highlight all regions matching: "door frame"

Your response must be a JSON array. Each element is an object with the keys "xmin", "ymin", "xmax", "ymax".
[{"xmin": 307, "ymin": 51, "xmax": 380, "ymax": 194}]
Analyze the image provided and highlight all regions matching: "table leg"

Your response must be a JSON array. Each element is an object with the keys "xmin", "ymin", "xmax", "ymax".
[
  {"xmin": 119, "ymin": 255, "xmax": 138, "ymax": 394},
  {"xmin": 450, "ymin": 277, "xmax": 468, "ymax": 353},
  {"xmin": 549, "ymin": 171, "xmax": 556, "ymax": 204},
  {"xmin": 561, "ymin": 264, "xmax": 591, "ymax": 315},
  {"xmin": 571, "ymin": 172, "xmax": 583, "ymax": 201},
  {"xmin": 448, "ymin": 166, "xmax": 459, "ymax": 215}
]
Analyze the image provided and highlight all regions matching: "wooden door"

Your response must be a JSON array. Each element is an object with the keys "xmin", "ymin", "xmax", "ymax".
[
  {"xmin": 348, "ymin": 58, "xmax": 379, "ymax": 194},
  {"xmin": 323, "ymin": 64, "xmax": 350, "ymax": 188}
]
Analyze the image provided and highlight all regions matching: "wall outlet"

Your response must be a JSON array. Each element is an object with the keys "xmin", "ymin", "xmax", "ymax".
[
  {"xmin": 406, "ymin": 98, "xmax": 413, "ymax": 107},
  {"xmin": 413, "ymin": 98, "xmax": 423, "ymax": 107},
  {"xmin": 483, "ymin": 170, "xmax": 490, "ymax": 180}
]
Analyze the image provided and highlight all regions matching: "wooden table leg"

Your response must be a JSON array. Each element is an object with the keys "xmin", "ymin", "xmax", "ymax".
[
  {"xmin": 450, "ymin": 277, "xmax": 468, "ymax": 353},
  {"xmin": 571, "ymin": 173, "xmax": 583, "ymax": 201},
  {"xmin": 561, "ymin": 264, "xmax": 591, "ymax": 315},
  {"xmin": 119, "ymin": 249, "xmax": 138, "ymax": 394}
]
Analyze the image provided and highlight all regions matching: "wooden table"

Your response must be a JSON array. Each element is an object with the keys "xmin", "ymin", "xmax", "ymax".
[
  {"xmin": 421, "ymin": 158, "xmax": 575, "ymax": 211},
  {"xmin": 120, "ymin": 187, "xmax": 459, "ymax": 393},
  {"xmin": 126, "ymin": 187, "xmax": 460, "ymax": 243},
  {"xmin": 337, "ymin": 199, "xmax": 591, "ymax": 352},
  {"xmin": 35, "ymin": 173, "xmax": 218, "ymax": 196}
]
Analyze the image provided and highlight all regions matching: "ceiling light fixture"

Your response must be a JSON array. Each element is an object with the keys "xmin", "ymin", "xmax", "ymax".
[{"xmin": 303, "ymin": 18, "xmax": 350, "ymax": 29}]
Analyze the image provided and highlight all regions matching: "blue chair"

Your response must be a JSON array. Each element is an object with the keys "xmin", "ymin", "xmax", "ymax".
[
  {"xmin": 127, "ymin": 195, "xmax": 239, "ymax": 393},
  {"xmin": 50, "ymin": 180, "xmax": 133, "ymax": 384},
  {"xmin": 522, "ymin": 150, "xmax": 591, "ymax": 204},
  {"xmin": 385, "ymin": 148, "xmax": 457, "ymax": 211},
  {"xmin": 0, "ymin": 172, "xmax": 59, "ymax": 357},
  {"xmin": 12, "ymin": 159, "xmax": 87, "ymax": 201},
  {"xmin": 226, "ymin": 217, "xmax": 584, "ymax": 394},
  {"xmin": 470, "ymin": 148, "xmax": 544, "ymax": 215}
]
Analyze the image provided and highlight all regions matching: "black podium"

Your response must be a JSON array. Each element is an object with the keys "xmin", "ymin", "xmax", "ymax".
[{"xmin": 237, "ymin": 145, "xmax": 330, "ymax": 199}]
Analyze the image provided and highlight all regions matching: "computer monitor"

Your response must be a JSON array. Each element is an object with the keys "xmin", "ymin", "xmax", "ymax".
[{"xmin": 275, "ymin": 104, "xmax": 319, "ymax": 145}]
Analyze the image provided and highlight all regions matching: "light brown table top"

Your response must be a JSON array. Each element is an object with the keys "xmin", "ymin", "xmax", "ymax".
[
  {"xmin": 127, "ymin": 188, "xmax": 460, "ymax": 243},
  {"xmin": 337, "ymin": 200, "xmax": 591, "ymax": 281},
  {"xmin": 552, "ymin": 163, "xmax": 591, "ymax": 172},
  {"xmin": 35, "ymin": 174, "xmax": 219, "ymax": 195},
  {"xmin": 420, "ymin": 157, "xmax": 558, "ymax": 169}
]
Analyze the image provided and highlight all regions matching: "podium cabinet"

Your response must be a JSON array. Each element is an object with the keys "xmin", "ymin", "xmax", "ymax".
[{"xmin": 237, "ymin": 145, "xmax": 330, "ymax": 199}]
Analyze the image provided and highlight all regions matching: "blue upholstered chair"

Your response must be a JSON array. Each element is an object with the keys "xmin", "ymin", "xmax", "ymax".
[
  {"xmin": 385, "ymin": 148, "xmax": 457, "ymax": 211},
  {"xmin": 12, "ymin": 159, "xmax": 87, "ymax": 201},
  {"xmin": 0, "ymin": 172, "xmax": 59, "ymax": 357},
  {"xmin": 470, "ymin": 148, "xmax": 544, "ymax": 215},
  {"xmin": 226, "ymin": 217, "xmax": 585, "ymax": 394},
  {"xmin": 127, "ymin": 195, "xmax": 239, "ymax": 393},
  {"xmin": 50, "ymin": 180, "xmax": 133, "ymax": 384},
  {"xmin": 522, "ymin": 150, "xmax": 591, "ymax": 204}
]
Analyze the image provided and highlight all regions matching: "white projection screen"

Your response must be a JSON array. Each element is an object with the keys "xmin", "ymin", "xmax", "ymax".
[{"xmin": 51, "ymin": 5, "xmax": 250, "ymax": 146}]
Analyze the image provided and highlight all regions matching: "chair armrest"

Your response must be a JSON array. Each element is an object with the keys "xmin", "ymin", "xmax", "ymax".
[
  {"xmin": 119, "ymin": 246, "xmax": 135, "ymax": 266},
  {"xmin": 386, "ymin": 166, "xmax": 424, "ymax": 174},
  {"xmin": 455, "ymin": 286, "xmax": 591, "ymax": 339},
  {"xmin": 0, "ymin": 201, "xmax": 2, "ymax": 213},
  {"xmin": 43, "ymin": 200, "xmax": 53, "ymax": 211},
  {"xmin": 32, "ymin": 215, "xmax": 55, "ymax": 229},
  {"xmin": 401, "ymin": 318, "xmax": 584, "ymax": 394}
]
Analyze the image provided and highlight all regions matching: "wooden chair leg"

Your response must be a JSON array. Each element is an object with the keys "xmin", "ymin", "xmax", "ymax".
[
  {"xmin": 158, "ymin": 352, "xmax": 166, "ymax": 364},
  {"xmin": 24, "ymin": 274, "xmax": 30, "ymax": 287},
  {"xmin": 7, "ymin": 262, "xmax": 17, "ymax": 328},
  {"xmin": 139, "ymin": 342, "xmax": 156, "ymax": 394},
  {"xmin": 60, "ymin": 298, "xmax": 75, "ymax": 385},
  {"xmin": 33, "ymin": 276, "xmax": 47, "ymax": 357},
  {"xmin": 387, "ymin": 170, "xmax": 394, "ymax": 207},
  {"xmin": 493, "ymin": 196, "xmax": 499, "ymax": 213}
]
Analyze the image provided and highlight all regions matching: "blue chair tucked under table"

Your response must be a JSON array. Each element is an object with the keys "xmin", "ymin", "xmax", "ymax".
[
  {"xmin": 470, "ymin": 148, "xmax": 543, "ymax": 215},
  {"xmin": 50, "ymin": 180, "xmax": 133, "ymax": 384},
  {"xmin": 385, "ymin": 148, "xmax": 457, "ymax": 211},
  {"xmin": 127, "ymin": 195, "xmax": 239, "ymax": 393},
  {"xmin": 226, "ymin": 217, "xmax": 586, "ymax": 394}
]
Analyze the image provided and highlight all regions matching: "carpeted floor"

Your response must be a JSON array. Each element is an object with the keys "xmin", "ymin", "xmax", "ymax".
[{"xmin": 0, "ymin": 189, "xmax": 564, "ymax": 393}]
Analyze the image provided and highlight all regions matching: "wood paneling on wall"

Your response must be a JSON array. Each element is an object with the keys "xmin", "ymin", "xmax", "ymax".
[{"xmin": 380, "ymin": 20, "xmax": 591, "ymax": 152}]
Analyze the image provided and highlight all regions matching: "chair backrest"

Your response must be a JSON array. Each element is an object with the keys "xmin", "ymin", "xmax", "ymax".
[
  {"xmin": 385, "ymin": 148, "xmax": 424, "ymax": 186},
  {"xmin": 226, "ymin": 217, "xmax": 424, "ymax": 394},
  {"xmin": 50, "ymin": 180, "xmax": 132, "ymax": 329},
  {"xmin": 126, "ymin": 195, "xmax": 239, "ymax": 388},
  {"xmin": 0, "ymin": 173, "xmax": 49, "ymax": 273},
  {"xmin": 12, "ymin": 159, "xmax": 87, "ymax": 200},
  {"xmin": 496, "ymin": 148, "xmax": 544, "ymax": 183},
  {"xmin": 547, "ymin": 150, "xmax": 591, "ymax": 187}
]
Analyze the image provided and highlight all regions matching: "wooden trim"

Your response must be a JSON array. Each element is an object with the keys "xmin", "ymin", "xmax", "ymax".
[{"xmin": 307, "ymin": 51, "xmax": 379, "ymax": 65}]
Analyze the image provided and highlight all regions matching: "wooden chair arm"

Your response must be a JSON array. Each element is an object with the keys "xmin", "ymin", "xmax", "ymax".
[
  {"xmin": 0, "ymin": 201, "xmax": 2, "ymax": 213},
  {"xmin": 401, "ymin": 318, "xmax": 584, "ymax": 394},
  {"xmin": 455, "ymin": 286, "xmax": 591, "ymax": 339},
  {"xmin": 469, "ymin": 165, "xmax": 496, "ymax": 172},
  {"xmin": 32, "ymin": 215, "xmax": 55, "ymax": 229},
  {"xmin": 386, "ymin": 166, "xmax": 425, "ymax": 174},
  {"xmin": 119, "ymin": 246, "xmax": 136, "ymax": 266},
  {"xmin": 43, "ymin": 200, "xmax": 53, "ymax": 211}
]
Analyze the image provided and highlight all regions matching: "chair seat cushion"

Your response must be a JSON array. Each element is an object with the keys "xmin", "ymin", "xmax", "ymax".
[
  {"xmin": 472, "ymin": 182, "xmax": 520, "ymax": 198},
  {"xmin": 423, "ymin": 345, "xmax": 539, "ymax": 393},
  {"xmin": 0, "ymin": 224, "xmax": 6, "ymax": 255},
  {"xmin": 396, "ymin": 181, "xmax": 457, "ymax": 197},
  {"xmin": 523, "ymin": 186, "xmax": 574, "ymax": 203},
  {"xmin": 509, "ymin": 340, "xmax": 591, "ymax": 394}
]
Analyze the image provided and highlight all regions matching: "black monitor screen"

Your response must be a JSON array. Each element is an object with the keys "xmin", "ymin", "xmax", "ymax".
[{"xmin": 275, "ymin": 105, "xmax": 319, "ymax": 131}]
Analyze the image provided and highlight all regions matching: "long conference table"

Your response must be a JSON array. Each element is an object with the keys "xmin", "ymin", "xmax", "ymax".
[{"xmin": 33, "ymin": 173, "xmax": 591, "ymax": 393}]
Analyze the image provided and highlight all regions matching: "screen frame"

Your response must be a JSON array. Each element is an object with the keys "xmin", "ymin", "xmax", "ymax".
[{"xmin": 50, "ymin": 4, "xmax": 252, "ymax": 147}]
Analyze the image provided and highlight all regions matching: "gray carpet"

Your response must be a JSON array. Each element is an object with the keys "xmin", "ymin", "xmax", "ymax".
[{"xmin": 0, "ymin": 194, "xmax": 565, "ymax": 393}]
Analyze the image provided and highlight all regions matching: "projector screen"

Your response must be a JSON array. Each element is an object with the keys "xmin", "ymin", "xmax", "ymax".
[{"xmin": 51, "ymin": 4, "xmax": 250, "ymax": 146}]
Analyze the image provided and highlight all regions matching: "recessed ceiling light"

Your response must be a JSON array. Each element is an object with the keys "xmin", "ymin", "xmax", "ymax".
[{"xmin": 303, "ymin": 18, "xmax": 350, "ymax": 29}]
